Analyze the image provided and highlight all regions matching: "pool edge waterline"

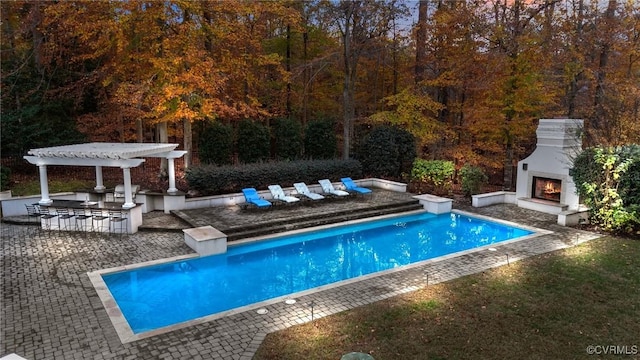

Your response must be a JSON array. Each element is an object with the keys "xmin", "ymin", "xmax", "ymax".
[{"xmin": 87, "ymin": 209, "xmax": 552, "ymax": 344}]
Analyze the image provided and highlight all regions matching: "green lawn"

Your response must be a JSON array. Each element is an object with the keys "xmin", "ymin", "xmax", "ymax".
[
  {"xmin": 254, "ymin": 236, "xmax": 640, "ymax": 360},
  {"xmin": 8, "ymin": 179, "xmax": 108, "ymax": 197}
]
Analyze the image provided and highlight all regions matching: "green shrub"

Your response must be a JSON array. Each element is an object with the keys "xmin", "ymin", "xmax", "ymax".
[
  {"xmin": 186, "ymin": 159, "xmax": 363, "ymax": 196},
  {"xmin": 357, "ymin": 125, "xmax": 416, "ymax": 179},
  {"xmin": 272, "ymin": 118, "xmax": 303, "ymax": 160},
  {"xmin": 304, "ymin": 119, "xmax": 337, "ymax": 159},
  {"xmin": 237, "ymin": 119, "xmax": 270, "ymax": 163},
  {"xmin": 570, "ymin": 144, "xmax": 640, "ymax": 235},
  {"xmin": 0, "ymin": 166, "xmax": 10, "ymax": 191},
  {"xmin": 460, "ymin": 165, "xmax": 488, "ymax": 197},
  {"xmin": 394, "ymin": 127, "xmax": 418, "ymax": 179},
  {"xmin": 618, "ymin": 146, "xmax": 640, "ymax": 208},
  {"xmin": 357, "ymin": 126, "xmax": 398, "ymax": 177},
  {"xmin": 199, "ymin": 121, "xmax": 233, "ymax": 165},
  {"xmin": 411, "ymin": 159, "xmax": 454, "ymax": 194}
]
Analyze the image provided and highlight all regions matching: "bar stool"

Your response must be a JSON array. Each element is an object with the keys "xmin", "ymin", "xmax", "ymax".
[
  {"xmin": 75, "ymin": 208, "xmax": 93, "ymax": 233},
  {"xmin": 56, "ymin": 208, "xmax": 75, "ymax": 232},
  {"xmin": 91, "ymin": 209, "xmax": 109, "ymax": 234},
  {"xmin": 25, "ymin": 204, "xmax": 42, "ymax": 222},
  {"xmin": 25, "ymin": 204, "xmax": 43, "ymax": 235},
  {"xmin": 108, "ymin": 210, "xmax": 128, "ymax": 238},
  {"xmin": 38, "ymin": 207, "xmax": 58, "ymax": 234}
]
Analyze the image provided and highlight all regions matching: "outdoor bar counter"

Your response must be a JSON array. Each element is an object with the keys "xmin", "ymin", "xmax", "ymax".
[{"xmin": 38, "ymin": 199, "xmax": 142, "ymax": 234}]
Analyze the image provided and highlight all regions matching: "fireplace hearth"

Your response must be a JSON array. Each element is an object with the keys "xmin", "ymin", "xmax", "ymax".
[{"xmin": 532, "ymin": 177, "xmax": 561, "ymax": 202}]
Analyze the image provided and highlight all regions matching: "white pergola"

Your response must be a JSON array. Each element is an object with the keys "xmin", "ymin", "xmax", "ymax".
[{"xmin": 24, "ymin": 143, "xmax": 187, "ymax": 209}]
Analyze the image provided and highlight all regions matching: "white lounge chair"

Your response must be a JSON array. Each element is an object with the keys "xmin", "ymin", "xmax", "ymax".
[
  {"xmin": 318, "ymin": 179, "xmax": 349, "ymax": 197},
  {"xmin": 268, "ymin": 185, "xmax": 301, "ymax": 204},
  {"xmin": 294, "ymin": 182, "xmax": 325, "ymax": 200}
]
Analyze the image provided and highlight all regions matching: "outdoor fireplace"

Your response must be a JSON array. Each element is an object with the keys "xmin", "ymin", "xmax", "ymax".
[
  {"xmin": 515, "ymin": 119, "xmax": 584, "ymax": 214},
  {"xmin": 532, "ymin": 176, "xmax": 561, "ymax": 202}
]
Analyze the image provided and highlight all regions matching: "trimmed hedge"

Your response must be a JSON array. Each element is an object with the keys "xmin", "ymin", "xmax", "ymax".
[
  {"xmin": 186, "ymin": 159, "xmax": 363, "ymax": 196},
  {"xmin": 273, "ymin": 118, "xmax": 303, "ymax": 160},
  {"xmin": 0, "ymin": 165, "xmax": 10, "ymax": 191},
  {"xmin": 199, "ymin": 121, "xmax": 233, "ymax": 165},
  {"xmin": 357, "ymin": 125, "xmax": 416, "ymax": 178},
  {"xmin": 304, "ymin": 119, "xmax": 337, "ymax": 159},
  {"xmin": 237, "ymin": 119, "xmax": 270, "ymax": 163}
]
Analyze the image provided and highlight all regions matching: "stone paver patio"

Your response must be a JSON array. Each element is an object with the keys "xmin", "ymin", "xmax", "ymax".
[{"xmin": 1, "ymin": 194, "xmax": 601, "ymax": 359}]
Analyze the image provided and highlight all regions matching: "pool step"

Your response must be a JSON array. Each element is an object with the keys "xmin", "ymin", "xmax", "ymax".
[
  {"xmin": 222, "ymin": 199, "xmax": 420, "ymax": 234},
  {"xmin": 139, "ymin": 196, "xmax": 425, "ymax": 236},
  {"xmin": 223, "ymin": 201, "xmax": 424, "ymax": 242}
]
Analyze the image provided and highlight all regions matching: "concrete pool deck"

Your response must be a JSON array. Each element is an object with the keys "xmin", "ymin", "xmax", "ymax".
[{"xmin": 1, "ymin": 192, "xmax": 601, "ymax": 359}]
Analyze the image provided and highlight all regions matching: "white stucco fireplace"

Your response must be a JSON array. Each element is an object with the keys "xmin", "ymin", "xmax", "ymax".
[{"xmin": 516, "ymin": 119, "xmax": 584, "ymax": 215}]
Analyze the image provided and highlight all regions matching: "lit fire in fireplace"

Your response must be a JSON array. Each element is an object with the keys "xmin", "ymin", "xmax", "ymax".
[
  {"xmin": 544, "ymin": 181, "xmax": 560, "ymax": 194},
  {"xmin": 532, "ymin": 177, "xmax": 562, "ymax": 202}
]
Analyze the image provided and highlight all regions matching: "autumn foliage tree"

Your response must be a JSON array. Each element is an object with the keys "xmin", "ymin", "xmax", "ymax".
[{"xmin": 2, "ymin": 0, "xmax": 638, "ymax": 190}]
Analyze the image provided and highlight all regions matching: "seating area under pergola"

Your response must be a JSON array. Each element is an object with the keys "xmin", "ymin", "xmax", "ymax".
[{"xmin": 23, "ymin": 142, "xmax": 186, "ymax": 208}]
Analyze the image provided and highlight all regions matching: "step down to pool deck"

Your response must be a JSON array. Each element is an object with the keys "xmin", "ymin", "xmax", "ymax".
[
  {"xmin": 138, "ymin": 196, "xmax": 424, "ymax": 239},
  {"xmin": 223, "ymin": 200, "xmax": 423, "ymax": 242}
]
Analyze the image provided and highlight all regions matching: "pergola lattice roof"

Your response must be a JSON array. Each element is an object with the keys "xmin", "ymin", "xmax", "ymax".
[{"xmin": 28, "ymin": 143, "xmax": 179, "ymax": 160}]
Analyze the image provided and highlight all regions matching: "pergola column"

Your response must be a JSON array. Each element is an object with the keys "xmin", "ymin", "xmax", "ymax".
[
  {"xmin": 37, "ymin": 165, "xmax": 52, "ymax": 205},
  {"xmin": 167, "ymin": 157, "xmax": 178, "ymax": 193},
  {"xmin": 162, "ymin": 151, "xmax": 186, "ymax": 194},
  {"xmin": 121, "ymin": 167, "xmax": 135, "ymax": 209},
  {"xmin": 94, "ymin": 166, "xmax": 106, "ymax": 191}
]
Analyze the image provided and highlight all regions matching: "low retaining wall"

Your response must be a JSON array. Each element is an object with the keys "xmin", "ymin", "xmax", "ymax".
[
  {"xmin": 183, "ymin": 178, "xmax": 407, "ymax": 210},
  {"xmin": 471, "ymin": 190, "xmax": 590, "ymax": 227},
  {"xmin": 1, "ymin": 192, "xmax": 77, "ymax": 217},
  {"xmin": 472, "ymin": 191, "xmax": 516, "ymax": 207},
  {"xmin": 351, "ymin": 178, "xmax": 407, "ymax": 192}
]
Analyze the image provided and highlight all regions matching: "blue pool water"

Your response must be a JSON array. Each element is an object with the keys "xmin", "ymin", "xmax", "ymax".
[{"xmin": 102, "ymin": 212, "xmax": 533, "ymax": 334}]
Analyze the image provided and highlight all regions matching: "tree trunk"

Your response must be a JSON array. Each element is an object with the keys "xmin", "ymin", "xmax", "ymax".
[
  {"xmin": 286, "ymin": 24, "xmax": 292, "ymax": 116},
  {"xmin": 342, "ymin": 10, "xmax": 354, "ymax": 160},
  {"xmin": 302, "ymin": 29, "xmax": 309, "ymax": 126},
  {"xmin": 136, "ymin": 119, "xmax": 143, "ymax": 142},
  {"xmin": 183, "ymin": 119, "xmax": 192, "ymax": 169},
  {"xmin": 343, "ymin": 70, "xmax": 354, "ymax": 159},
  {"xmin": 29, "ymin": 1, "xmax": 44, "ymax": 73},
  {"xmin": 157, "ymin": 122, "xmax": 168, "ymax": 178},
  {"xmin": 414, "ymin": 0, "xmax": 428, "ymax": 86},
  {"xmin": 503, "ymin": 141, "xmax": 514, "ymax": 191},
  {"xmin": 567, "ymin": 0, "xmax": 584, "ymax": 118},
  {"xmin": 591, "ymin": 0, "xmax": 617, "ymax": 146}
]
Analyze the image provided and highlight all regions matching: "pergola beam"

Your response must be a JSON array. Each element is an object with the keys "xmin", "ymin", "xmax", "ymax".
[{"xmin": 24, "ymin": 156, "xmax": 145, "ymax": 168}]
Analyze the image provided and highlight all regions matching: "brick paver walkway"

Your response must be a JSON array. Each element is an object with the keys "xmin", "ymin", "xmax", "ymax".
[{"xmin": 1, "ymin": 199, "xmax": 600, "ymax": 359}]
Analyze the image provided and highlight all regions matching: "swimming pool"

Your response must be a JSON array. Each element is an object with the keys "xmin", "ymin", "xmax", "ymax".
[{"xmin": 95, "ymin": 211, "xmax": 535, "ymax": 338}]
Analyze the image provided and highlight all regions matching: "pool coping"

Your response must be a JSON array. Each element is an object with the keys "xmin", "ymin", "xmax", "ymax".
[{"xmin": 87, "ymin": 209, "xmax": 554, "ymax": 344}]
